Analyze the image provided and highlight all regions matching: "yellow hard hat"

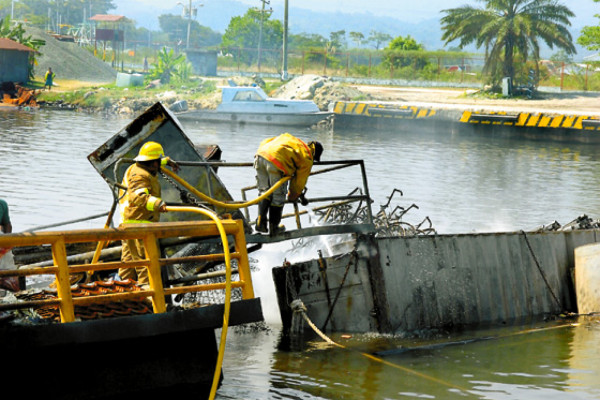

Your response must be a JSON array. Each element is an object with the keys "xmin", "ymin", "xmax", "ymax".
[{"xmin": 135, "ymin": 141, "xmax": 165, "ymax": 161}]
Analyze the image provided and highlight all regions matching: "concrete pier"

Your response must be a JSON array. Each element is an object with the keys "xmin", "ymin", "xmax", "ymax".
[
  {"xmin": 575, "ymin": 243, "xmax": 600, "ymax": 314},
  {"xmin": 332, "ymin": 100, "xmax": 600, "ymax": 144}
]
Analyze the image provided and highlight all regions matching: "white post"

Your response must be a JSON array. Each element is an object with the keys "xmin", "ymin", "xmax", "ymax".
[
  {"xmin": 186, "ymin": 0, "xmax": 191, "ymax": 49},
  {"xmin": 281, "ymin": 0, "xmax": 288, "ymax": 80}
]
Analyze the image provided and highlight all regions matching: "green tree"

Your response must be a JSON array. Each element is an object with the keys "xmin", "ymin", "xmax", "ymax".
[
  {"xmin": 329, "ymin": 30, "xmax": 346, "ymax": 50},
  {"xmin": 367, "ymin": 30, "xmax": 392, "ymax": 50},
  {"xmin": 289, "ymin": 32, "xmax": 326, "ymax": 50},
  {"xmin": 441, "ymin": 0, "xmax": 576, "ymax": 86},
  {"xmin": 0, "ymin": 16, "xmax": 45, "ymax": 79},
  {"xmin": 158, "ymin": 14, "xmax": 221, "ymax": 48},
  {"xmin": 349, "ymin": 31, "xmax": 365, "ymax": 48},
  {"xmin": 384, "ymin": 34, "xmax": 426, "ymax": 69},
  {"xmin": 221, "ymin": 8, "xmax": 282, "ymax": 64},
  {"xmin": 578, "ymin": 0, "xmax": 600, "ymax": 51}
]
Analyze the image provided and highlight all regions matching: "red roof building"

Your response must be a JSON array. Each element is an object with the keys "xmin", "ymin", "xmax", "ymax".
[
  {"xmin": 0, "ymin": 37, "xmax": 35, "ymax": 52},
  {"xmin": 89, "ymin": 14, "xmax": 125, "ymax": 23},
  {"xmin": 0, "ymin": 38, "xmax": 35, "ymax": 83}
]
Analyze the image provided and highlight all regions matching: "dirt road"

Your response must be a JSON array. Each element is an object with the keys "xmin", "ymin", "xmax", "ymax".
[{"xmin": 352, "ymin": 85, "xmax": 600, "ymax": 116}]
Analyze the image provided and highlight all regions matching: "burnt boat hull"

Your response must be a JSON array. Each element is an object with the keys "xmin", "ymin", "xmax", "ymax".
[
  {"xmin": 1, "ymin": 298, "xmax": 263, "ymax": 399},
  {"xmin": 273, "ymin": 229, "xmax": 599, "ymax": 335}
]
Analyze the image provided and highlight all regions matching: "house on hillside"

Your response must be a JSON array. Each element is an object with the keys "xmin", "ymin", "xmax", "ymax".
[{"xmin": 0, "ymin": 38, "xmax": 35, "ymax": 83}]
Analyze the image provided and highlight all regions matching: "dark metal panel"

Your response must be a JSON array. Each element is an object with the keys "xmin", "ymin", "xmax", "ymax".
[{"xmin": 87, "ymin": 102, "xmax": 244, "ymax": 222}]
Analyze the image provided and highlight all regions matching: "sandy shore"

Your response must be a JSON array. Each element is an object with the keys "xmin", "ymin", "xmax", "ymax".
[{"xmin": 352, "ymin": 86, "xmax": 600, "ymax": 116}]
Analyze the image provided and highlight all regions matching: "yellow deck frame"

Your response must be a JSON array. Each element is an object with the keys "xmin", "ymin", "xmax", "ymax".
[{"xmin": 0, "ymin": 219, "xmax": 254, "ymax": 323}]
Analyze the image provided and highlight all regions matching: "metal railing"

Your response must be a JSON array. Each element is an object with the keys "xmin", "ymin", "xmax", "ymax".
[
  {"xmin": 153, "ymin": 159, "xmax": 375, "ymax": 234},
  {"xmin": 0, "ymin": 218, "xmax": 254, "ymax": 323}
]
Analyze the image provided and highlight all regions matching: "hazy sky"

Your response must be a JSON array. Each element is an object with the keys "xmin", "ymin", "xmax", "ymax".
[
  {"xmin": 234, "ymin": 0, "xmax": 596, "ymax": 24},
  {"xmin": 136, "ymin": 0, "xmax": 598, "ymax": 25}
]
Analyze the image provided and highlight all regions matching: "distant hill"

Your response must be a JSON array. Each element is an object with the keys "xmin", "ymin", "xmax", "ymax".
[{"xmin": 115, "ymin": 0, "xmax": 596, "ymax": 60}]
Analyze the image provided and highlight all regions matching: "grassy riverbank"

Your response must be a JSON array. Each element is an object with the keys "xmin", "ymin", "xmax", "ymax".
[
  {"xmin": 31, "ymin": 76, "xmax": 290, "ymax": 113},
  {"xmin": 28, "ymin": 75, "xmax": 600, "ymax": 116}
]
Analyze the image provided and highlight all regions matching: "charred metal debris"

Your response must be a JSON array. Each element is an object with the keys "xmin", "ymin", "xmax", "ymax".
[{"xmin": 308, "ymin": 188, "xmax": 437, "ymax": 238}]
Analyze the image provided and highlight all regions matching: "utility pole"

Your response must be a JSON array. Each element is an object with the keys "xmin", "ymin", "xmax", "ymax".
[
  {"xmin": 257, "ymin": 0, "xmax": 271, "ymax": 71},
  {"xmin": 178, "ymin": 1, "xmax": 201, "ymax": 49},
  {"xmin": 11, "ymin": 0, "xmax": 14, "ymax": 19},
  {"xmin": 186, "ymin": 0, "xmax": 191, "ymax": 49},
  {"xmin": 282, "ymin": 0, "xmax": 288, "ymax": 80}
]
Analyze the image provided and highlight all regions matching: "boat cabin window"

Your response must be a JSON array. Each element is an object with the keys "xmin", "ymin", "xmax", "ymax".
[{"xmin": 232, "ymin": 90, "xmax": 265, "ymax": 102}]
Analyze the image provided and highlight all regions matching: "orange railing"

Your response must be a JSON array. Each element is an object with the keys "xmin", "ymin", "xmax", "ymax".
[{"xmin": 0, "ymin": 218, "xmax": 253, "ymax": 323}]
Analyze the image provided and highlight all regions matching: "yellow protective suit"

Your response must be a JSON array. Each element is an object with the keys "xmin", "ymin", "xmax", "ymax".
[
  {"xmin": 118, "ymin": 163, "xmax": 164, "ymax": 284},
  {"xmin": 256, "ymin": 133, "xmax": 314, "ymax": 200}
]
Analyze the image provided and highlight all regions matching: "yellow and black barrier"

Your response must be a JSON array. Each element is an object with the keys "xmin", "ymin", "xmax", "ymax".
[
  {"xmin": 461, "ymin": 111, "xmax": 600, "ymax": 131},
  {"xmin": 332, "ymin": 100, "xmax": 600, "ymax": 134},
  {"xmin": 333, "ymin": 101, "xmax": 437, "ymax": 120}
]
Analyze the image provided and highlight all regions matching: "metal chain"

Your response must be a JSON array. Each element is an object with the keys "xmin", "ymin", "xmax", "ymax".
[{"xmin": 160, "ymin": 171, "xmax": 208, "ymax": 209}]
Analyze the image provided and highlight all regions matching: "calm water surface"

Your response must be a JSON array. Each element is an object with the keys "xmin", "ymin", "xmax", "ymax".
[{"xmin": 2, "ymin": 108, "xmax": 600, "ymax": 399}]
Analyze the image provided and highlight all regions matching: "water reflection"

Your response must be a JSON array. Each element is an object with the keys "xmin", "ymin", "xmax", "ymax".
[
  {"xmin": 216, "ymin": 320, "xmax": 600, "ymax": 400},
  {"xmin": 566, "ymin": 316, "xmax": 600, "ymax": 398}
]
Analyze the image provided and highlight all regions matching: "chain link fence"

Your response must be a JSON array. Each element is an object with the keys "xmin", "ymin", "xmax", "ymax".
[{"xmin": 117, "ymin": 42, "xmax": 600, "ymax": 92}]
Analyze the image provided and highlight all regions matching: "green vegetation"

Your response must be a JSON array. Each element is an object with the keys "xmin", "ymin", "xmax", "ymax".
[
  {"xmin": 441, "ymin": 0, "xmax": 576, "ymax": 87},
  {"xmin": 37, "ymin": 80, "xmax": 219, "ymax": 109},
  {"xmin": 384, "ymin": 35, "xmax": 427, "ymax": 70},
  {"xmin": 4, "ymin": 0, "xmax": 593, "ymax": 93},
  {"xmin": 4, "ymin": 0, "xmax": 116, "ymax": 27},
  {"xmin": 158, "ymin": 14, "xmax": 221, "ymax": 47},
  {"xmin": 578, "ymin": 0, "xmax": 600, "ymax": 51},
  {"xmin": 147, "ymin": 47, "xmax": 188, "ymax": 84},
  {"xmin": 0, "ymin": 16, "xmax": 45, "ymax": 79},
  {"xmin": 221, "ymin": 8, "xmax": 283, "ymax": 66}
]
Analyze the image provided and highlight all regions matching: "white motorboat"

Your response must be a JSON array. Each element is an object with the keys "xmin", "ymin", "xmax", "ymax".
[{"xmin": 172, "ymin": 86, "xmax": 331, "ymax": 127}]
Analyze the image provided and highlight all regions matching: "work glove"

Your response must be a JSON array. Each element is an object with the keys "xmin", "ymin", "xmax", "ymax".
[{"xmin": 299, "ymin": 188, "xmax": 309, "ymax": 206}]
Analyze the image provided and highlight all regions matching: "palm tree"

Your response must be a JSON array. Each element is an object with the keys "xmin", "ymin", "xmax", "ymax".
[{"xmin": 441, "ymin": 0, "xmax": 576, "ymax": 87}]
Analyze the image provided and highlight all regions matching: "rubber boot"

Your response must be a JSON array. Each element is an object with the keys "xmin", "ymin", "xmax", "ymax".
[
  {"xmin": 255, "ymin": 199, "xmax": 270, "ymax": 234},
  {"xmin": 269, "ymin": 205, "xmax": 286, "ymax": 237}
]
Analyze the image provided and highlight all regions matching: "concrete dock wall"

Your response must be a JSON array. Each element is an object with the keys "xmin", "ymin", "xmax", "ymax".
[
  {"xmin": 332, "ymin": 101, "xmax": 600, "ymax": 143},
  {"xmin": 273, "ymin": 229, "xmax": 600, "ymax": 334}
]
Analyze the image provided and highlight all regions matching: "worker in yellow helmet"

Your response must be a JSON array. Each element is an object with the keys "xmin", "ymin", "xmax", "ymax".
[
  {"xmin": 117, "ymin": 141, "xmax": 179, "ymax": 285},
  {"xmin": 254, "ymin": 133, "xmax": 323, "ymax": 236}
]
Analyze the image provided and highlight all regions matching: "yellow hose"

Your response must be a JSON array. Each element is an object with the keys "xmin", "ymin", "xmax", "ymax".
[
  {"xmin": 164, "ymin": 205, "xmax": 232, "ymax": 400},
  {"xmin": 161, "ymin": 167, "xmax": 290, "ymax": 209}
]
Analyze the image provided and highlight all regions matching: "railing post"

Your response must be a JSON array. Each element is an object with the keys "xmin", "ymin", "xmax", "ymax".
[
  {"xmin": 53, "ymin": 237, "xmax": 76, "ymax": 323},
  {"xmin": 359, "ymin": 160, "xmax": 374, "ymax": 226},
  {"xmin": 143, "ymin": 233, "xmax": 167, "ymax": 313},
  {"xmin": 234, "ymin": 220, "xmax": 254, "ymax": 299}
]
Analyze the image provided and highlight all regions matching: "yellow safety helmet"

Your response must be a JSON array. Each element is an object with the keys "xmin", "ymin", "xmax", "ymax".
[{"xmin": 135, "ymin": 141, "xmax": 165, "ymax": 161}]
